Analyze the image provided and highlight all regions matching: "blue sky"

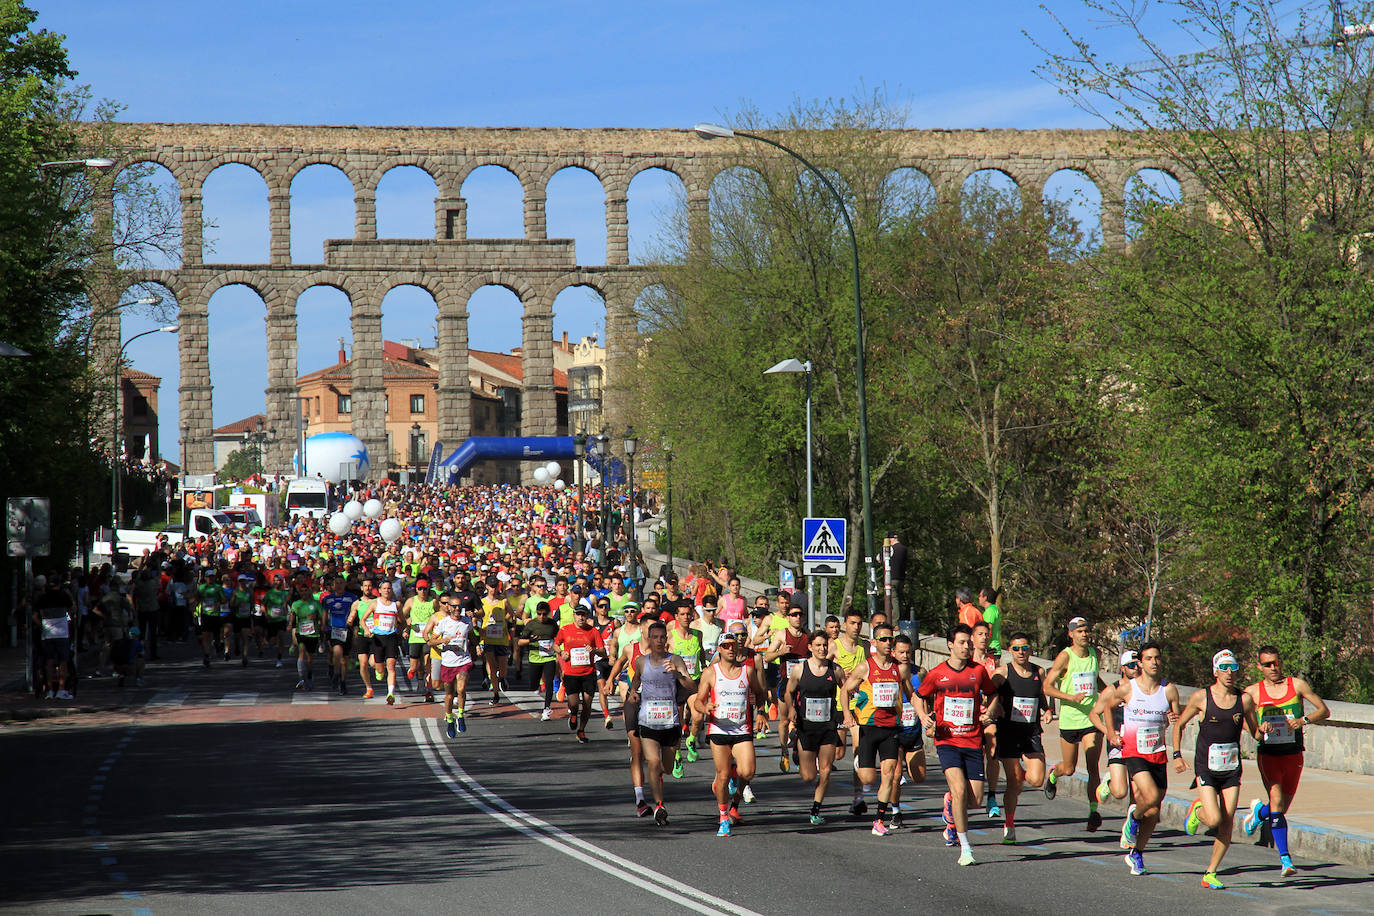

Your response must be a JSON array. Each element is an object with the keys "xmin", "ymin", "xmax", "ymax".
[{"xmin": 37, "ymin": 0, "xmax": 1288, "ymax": 458}]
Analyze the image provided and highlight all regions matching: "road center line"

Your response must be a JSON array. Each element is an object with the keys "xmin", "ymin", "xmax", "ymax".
[{"xmin": 409, "ymin": 719, "xmax": 761, "ymax": 916}]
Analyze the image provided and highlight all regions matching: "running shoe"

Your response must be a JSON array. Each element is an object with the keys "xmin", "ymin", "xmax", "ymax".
[
  {"xmin": 942, "ymin": 791, "xmax": 954, "ymax": 826},
  {"xmin": 1242, "ymin": 798, "xmax": 1264, "ymax": 836},
  {"xmin": 1280, "ymin": 855, "xmax": 1297, "ymax": 877},
  {"xmin": 576, "ymin": 730, "xmax": 588, "ymax": 744},
  {"xmin": 728, "ymin": 806, "xmax": 742, "ymax": 825},
  {"xmin": 605, "ymin": 716, "xmax": 615, "ymax": 730},
  {"xmin": 809, "ymin": 813, "xmax": 826, "ymax": 826},
  {"xmin": 943, "ymin": 825, "xmax": 957, "ymax": 846},
  {"xmin": 850, "ymin": 798, "xmax": 868, "ymax": 816},
  {"xmin": 1121, "ymin": 803, "xmax": 1139, "ymax": 849},
  {"xmin": 275, "ymin": 659, "xmax": 283, "ymax": 668},
  {"xmin": 1097, "ymin": 781, "xmax": 1112, "ymax": 804},
  {"xmin": 654, "ymin": 805, "xmax": 669, "ymax": 826},
  {"xmin": 672, "ymin": 754, "xmax": 685, "ymax": 780},
  {"xmin": 1125, "ymin": 850, "xmax": 1146, "ymax": 876},
  {"xmin": 1185, "ymin": 798, "xmax": 1203, "ymax": 836},
  {"xmin": 445, "ymin": 716, "xmax": 457, "ymax": 739},
  {"xmin": 44, "ymin": 689, "xmax": 54, "ymax": 700},
  {"xmin": 727, "ymin": 777, "xmax": 739, "ymax": 798},
  {"xmin": 636, "ymin": 800, "xmax": 652, "ymax": 818},
  {"xmin": 742, "ymin": 785, "xmax": 755, "ymax": 805},
  {"xmin": 1087, "ymin": 809, "xmax": 1103, "ymax": 832},
  {"xmin": 1043, "ymin": 774, "xmax": 1057, "ymax": 800},
  {"xmin": 987, "ymin": 798, "xmax": 1001, "ymax": 820},
  {"xmin": 1201, "ymin": 871, "xmax": 1224, "ymax": 889},
  {"xmin": 424, "ymin": 691, "xmax": 434, "ymax": 703},
  {"xmin": 499, "ymin": 676, "xmax": 508, "ymax": 691},
  {"xmin": 889, "ymin": 814, "xmax": 904, "ymax": 831},
  {"xmin": 957, "ymin": 850, "xmax": 976, "ymax": 867},
  {"xmin": 56, "ymin": 690, "xmax": 74, "ymax": 700},
  {"xmin": 1003, "ymin": 826, "xmax": 1017, "ymax": 845},
  {"xmin": 871, "ymin": 818, "xmax": 890, "ymax": 837},
  {"xmin": 540, "ymin": 707, "xmax": 552, "ymax": 721},
  {"xmin": 295, "ymin": 679, "xmax": 306, "ymax": 690},
  {"xmin": 457, "ymin": 716, "xmax": 466, "ymax": 734},
  {"xmin": 386, "ymin": 692, "xmax": 395, "ymax": 706},
  {"xmin": 716, "ymin": 818, "xmax": 732, "ymax": 837},
  {"xmin": 569, "ymin": 715, "xmax": 579, "ymax": 732},
  {"xmin": 779, "ymin": 756, "xmax": 791, "ymax": 773},
  {"xmin": 684, "ymin": 735, "xmax": 698, "ymax": 762},
  {"xmin": 374, "ymin": 668, "xmax": 383, "ymax": 683},
  {"xmin": 363, "ymin": 688, "xmax": 374, "ymax": 699},
  {"xmin": 489, "ymin": 696, "xmax": 499, "ymax": 706}
]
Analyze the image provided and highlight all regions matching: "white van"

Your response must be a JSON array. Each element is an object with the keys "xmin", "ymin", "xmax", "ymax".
[{"xmin": 284, "ymin": 477, "xmax": 332, "ymax": 521}]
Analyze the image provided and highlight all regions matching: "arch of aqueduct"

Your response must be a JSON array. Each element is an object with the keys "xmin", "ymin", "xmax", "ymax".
[{"xmin": 93, "ymin": 123, "xmax": 1193, "ymax": 477}]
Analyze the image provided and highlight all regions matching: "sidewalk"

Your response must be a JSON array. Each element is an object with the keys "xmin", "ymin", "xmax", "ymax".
[{"xmin": 635, "ymin": 525, "xmax": 1374, "ymax": 870}]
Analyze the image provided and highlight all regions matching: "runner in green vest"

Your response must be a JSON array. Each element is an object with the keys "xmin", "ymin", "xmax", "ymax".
[
  {"xmin": 404, "ymin": 578, "xmax": 438, "ymax": 703},
  {"xmin": 289, "ymin": 583, "xmax": 323, "ymax": 690},
  {"xmin": 264, "ymin": 576, "xmax": 292, "ymax": 669},
  {"xmin": 669, "ymin": 606, "xmax": 705, "ymax": 773},
  {"xmin": 195, "ymin": 570, "xmax": 226, "ymax": 669},
  {"xmin": 1041, "ymin": 615, "xmax": 1106, "ymax": 832}
]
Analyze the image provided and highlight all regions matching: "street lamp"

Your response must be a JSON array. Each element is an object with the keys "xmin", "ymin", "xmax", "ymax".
[
  {"xmin": 662, "ymin": 439, "xmax": 673, "ymax": 577},
  {"xmin": 573, "ymin": 432, "xmax": 587, "ymax": 553},
  {"xmin": 39, "ymin": 158, "xmax": 116, "ymax": 170},
  {"xmin": 695, "ymin": 122, "xmax": 878, "ymax": 616},
  {"xmin": 596, "ymin": 430, "xmax": 610, "ymax": 557},
  {"xmin": 410, "ymin": 422, "xmax": 423, "ymax": 484},
  {"xmin": 241, "ymin": 419, "xmax": 272, "ymax": 480},
  {"xmin": 112, "ymin": 324, "xmax": 177, "ymax": 564},
  {"xmin": 623, "ymin": 426, "xmax": 638, "ymax": 586},
  {"xmin": 766, "ymin": 357, "xmax": 816, "ymax": 625}
]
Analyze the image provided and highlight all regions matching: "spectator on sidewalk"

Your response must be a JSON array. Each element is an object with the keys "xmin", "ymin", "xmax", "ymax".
[{"xmin": 33, "ymin": 577, "xmax": 75, "ymax": 699}]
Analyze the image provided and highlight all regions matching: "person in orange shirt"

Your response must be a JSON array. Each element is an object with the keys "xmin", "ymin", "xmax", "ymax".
[{"xmin": 956, "ymin": 586, "xmax": 984, "ymax": 630}]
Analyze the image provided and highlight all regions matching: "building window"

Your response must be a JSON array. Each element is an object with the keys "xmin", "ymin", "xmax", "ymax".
[
  {"xmin": 384, "ymin": 395, "xmax": 390, "ymax": 416},
  {"xmin": 337, "ymin": 394, "xmax": 351, "ymax": 414},
  {"xmin": 410, "ymin": 394, "xmax": 425, "ymax": 414},
  {"xmin": 131, "ymin": 395, "xmax": 149, "ymax": 417}
]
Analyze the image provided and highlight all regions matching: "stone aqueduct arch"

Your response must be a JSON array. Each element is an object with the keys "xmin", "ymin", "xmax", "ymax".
[{"xmin": 93, "ymin": 124, "xmax": 1196, "ymax": 477}]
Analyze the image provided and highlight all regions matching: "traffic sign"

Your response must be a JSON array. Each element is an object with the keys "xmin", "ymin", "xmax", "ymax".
[
  {"xmin": 804, "ymin": 560, "xmax": 845, "ymax": 577},
  {"xmin": 802, "ymin": 517, "xmax": 846, "ymax": 561}
]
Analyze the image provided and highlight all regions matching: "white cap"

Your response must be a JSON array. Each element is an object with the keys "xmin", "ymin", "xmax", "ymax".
[
  {"xmin": 1119, "ymin": 649, "xmax": 1138, "ymax": 667},
  {"xmin": 1212, "ymin": 649, "xmax": 1238, "ymax": 671},
  {"xmin": 1068, "ymin": 616, "xmax": 1089, "ymax": 631}
]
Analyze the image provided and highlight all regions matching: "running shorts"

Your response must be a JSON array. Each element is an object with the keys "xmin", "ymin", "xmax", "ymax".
[
  {"xmin": 1125, "ymin": 757, "xmax": 1167, "ymax": 790},
  {"xmin": 708, "ymin": 733, "xmax": 753, "ymax": 747},
  {"xmin": 935, "ymin": 743, "xmax": 986, "ymax": 780},
  {"xmin": 265, "ymin": 620, "xmax": 288, "ymax": 637},
  {"xmin": 439, "ymin": 662, "xmax": 472, "ymax": 683},
  {"xmin": 623, "ymin": 698, "xmax": 640, "ymax": 735},
  {"xmin": 640, "ymin": 725, "xmax": 682, "ymax": 748},
  {"xmin": 1195, "ymin": 759, "xmax": 1242, "ymax": 791},
  {"xmin": 1059, "ymin": 725, "xmax": 1101, "ymax": 745},
  {"xmin": 561, "ymin": 673, "xmax": 596, "ymax": 696},
  {"xmin": 996, "ymin": 726, "xmax": 1045, "ymax": 760},
  {"xmin": 41, "ymin": 638, "xmax": 71, "ymax": 664},
  {"xmin": 297, "ymin": 636, "xmax": 320, "ymax": 654},
  {"xmin": 896, "ymin": 727, "xmax": 924, "ymax": 751},
  {"xmin": 370, "ymin": 633, "xmax": 400, "ymax": 660},
  {"xmin": 484, "ymin": 644, "xmax": 510, "ymax": 658},
  {"xmin": 857, "ymin": 724, "xmax": 900, "ymax": 768},
  {"xmin": 352, "ymin": 631, "xmax": 372, "ymax": 655},
  {"xmin": 1257, "ymin": 752, "xmax": 1304, "ymax": 802},
  {"xmin": 407, "ymin": 642, "xmax": 428, "ymax": 660},
  {"xmin": 796, "ymin": 722, "xmax": 842, "ymax": 753}
]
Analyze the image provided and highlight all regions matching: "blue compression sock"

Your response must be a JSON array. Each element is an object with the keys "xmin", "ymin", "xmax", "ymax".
[
  {"xmin": 1259, "ymin": 802, "xmax": 1271, "ymax": 819},
  {"xmin": 1269, "ymin": 812, "xmax": 1290, "ymax": 857}
]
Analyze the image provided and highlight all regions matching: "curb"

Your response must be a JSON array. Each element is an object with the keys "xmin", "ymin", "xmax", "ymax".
[{"xmin": 1046, "ymin": 768, "xmax": 1374, "ymax": 870}]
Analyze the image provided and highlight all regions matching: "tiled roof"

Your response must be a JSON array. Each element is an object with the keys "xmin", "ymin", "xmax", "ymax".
[
  {"xmin": 121, "ymin": 368, "xmax": 161, "ymax": 382},
  {"xmin": 213, "ymin": 413, "xmax": 266, "ymax": 435}
]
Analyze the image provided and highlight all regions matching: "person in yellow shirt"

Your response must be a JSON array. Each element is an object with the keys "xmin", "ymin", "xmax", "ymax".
[{"xmin": 478, "ymin": 575, "xmax": 513, "ymax": 705}]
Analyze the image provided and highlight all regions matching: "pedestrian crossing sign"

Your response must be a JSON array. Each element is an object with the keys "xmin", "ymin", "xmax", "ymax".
[{"xmin": 802, "ymin": 517, "xmax": 846, "ymax": 561}]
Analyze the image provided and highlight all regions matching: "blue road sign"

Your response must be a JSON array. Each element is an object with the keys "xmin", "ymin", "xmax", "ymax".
[{"xmin": 802, "ymin": 517, "xmax": 847, "ymax": 562}]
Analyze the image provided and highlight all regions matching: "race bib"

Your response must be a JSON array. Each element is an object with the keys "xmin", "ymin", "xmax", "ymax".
[
  {"xmin": 1011, "ymin": 696, "xmax": 1038, "ymax": 723},
  {"xmin": 270, "ymin": 605, "xmax": 288, "ymax": 619},
  {"xmin": 717, "ymin": 692, "xmax": 747, "ymax": 721},
  {"xmin": 683, "ymin": 656, "xmax": 701, "ymax": 677},
  {"xmin": 1262, "ymin": 714, "xmax": 1295, "ymax": 745},
  {"xmin": 537, "ymin": 638, "xmax": 554, "ymax": 653},
  {"xmin": 805, "ymin": 696, "xmax": 832, "ymax": 723},
  {"xmin": 41, "ymin": 616, "xmax": 69, "ymax": 639},
  {"xmin": 570, "ymin": 646, "xmax": 591, "ymax": 667},
  {"xmin": 642, "ymin": 699, "xmax": 676, "ymax": 727},
  {"xmin": 330, "ymin": 626, "xmax": 348, "ymax": 641},
  {"xmin": 297, "ymin": 619, "xmax": 316, "ymax": 636},
  {"xmin": 1135, "ymin": 725, "xmax": 1163, "ymax": 755},
  {"xmin": 485, "ymin": 621, "xmax": 504, "ymax": 639},
  {"xmin": 1208, "ymin": 742, "xmax": 1239, "ymax": 772},
  {"xmin": 901, "ymin": 703, "xmax": 917, "ymax": 728},
  {"xmin": 785, "ymin": 659, "xmax": 800, "ymax": 679},
  {"xmin": 1071, "ymin": 672, "xmax": 1096, "ymax": 696},
  {"xmin": 872, "ymin": 681, "xmax": 899, "ymax": 707},
  {"xmin": 944, "ymin": 695, "xmax": 974, "ymax": 726},
  {"xmin": 254, "ymin": 603, "xmax": 266, "ymax": 616}
]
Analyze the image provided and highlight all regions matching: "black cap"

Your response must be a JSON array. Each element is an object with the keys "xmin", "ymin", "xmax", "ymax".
[{"xmin": 458, "ymin": 595, "xmax": 479, "ymax": 612}]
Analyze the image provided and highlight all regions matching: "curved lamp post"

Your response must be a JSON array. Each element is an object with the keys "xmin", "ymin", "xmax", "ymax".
[
  {"xmin": 695, "ymin": 122, "xmax": 877, "ymax": 616},
  {"xmin": 112, "ymin": 324, "xmax": 178, "ymax": 562}
]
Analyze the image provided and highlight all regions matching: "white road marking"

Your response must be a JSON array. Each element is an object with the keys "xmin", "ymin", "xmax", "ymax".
[
  {"xmin": 291, "ymin": 692, "xmax": 330, "ymax": 705},
  {"xmin": 411, "ymin": 718, "xmax": 760, "ymax": 916},
  {"xmin": 145, "ymin": 691, "xmax": 187, "ymax": 707},
  {"xmin": 218, "ymin": 692, "xmax": 258, "ymax": 706}
]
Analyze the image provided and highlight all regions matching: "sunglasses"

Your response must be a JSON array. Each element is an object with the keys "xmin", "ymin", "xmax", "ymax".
[
  {"xmin": 874, "ymin": 636, "xmax": 894, "ymax": 643},
  {"xmin": 1216, "ymin": 663, "xmax": 1239, "ymax": 672},
  {"xmin": 1123, "ymin": 662, "xmax": 1140, "ymax": 670},
  {"xmin": 1259, "ymin": 660, "xmax": 1280, "ymax": 668},
  {"xmin": 787, "ymin": 611, "xmax": 803, "ymax": 618},
  {"xmin": 1009, "ymin": 645, "xmax": 1031, "ymax": 652}
]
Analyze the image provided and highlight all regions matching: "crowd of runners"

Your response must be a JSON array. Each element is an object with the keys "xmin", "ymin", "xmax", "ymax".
[{"xmin": 26, "ymin": 483, "xmax": 1333, "ymax": 889}]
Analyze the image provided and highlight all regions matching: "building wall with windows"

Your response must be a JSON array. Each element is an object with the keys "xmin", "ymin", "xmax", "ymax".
[{"xmin": 120, "ymin": 368, "xmax": 161, "ymax": 463}]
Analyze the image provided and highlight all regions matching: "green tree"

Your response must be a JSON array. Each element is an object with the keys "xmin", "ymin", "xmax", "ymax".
[
  {"xmin": 1040, "ymin": 0, "xmax": 1374, "ymax": 696},
  {"xmin": 220, "ymin": 447, "xmax": 259, "ymax": 482}
]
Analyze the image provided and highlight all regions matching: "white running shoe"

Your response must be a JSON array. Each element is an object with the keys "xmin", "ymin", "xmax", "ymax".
[
  {"xmin": 56, "ymin": 690, "xmax": 74, "ymax": 700},
  {"xmin": 742, "ymin": 785, "xmax": 756, "ymax": 805},
  {"xmin": 540, "ymin": 707, "xmax": 552, "ymax": 721}
]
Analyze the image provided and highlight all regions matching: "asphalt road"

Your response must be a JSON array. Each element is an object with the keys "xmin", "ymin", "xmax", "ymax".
[{"xmin": 4, "ymin": 653, "xmax": 1372, "ymax": 915}]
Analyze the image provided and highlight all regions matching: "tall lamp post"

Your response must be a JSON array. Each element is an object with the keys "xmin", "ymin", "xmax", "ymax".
[
  {"xmin": 410, "ymin": 422, "xmax": 422, "ymax": 484},
  {"xmin": 694, "ymin": 122, "xmax": 877, "ymax": 616},
  {"xmin": 662, "ymin": 439, "xmax": 673, "ymax": 578},
  {"xmin": 573, "ymin": 432, "xmax": 587, "ymax": 553},
  {"xmin": 596, "ymin": 430, "xmax": 610, "ymax": 556},
  {"xmin": 765, "ymin": 357, "xmax": 816, "ymax": 626},
  {"xmin": 112, "ymin": 324, "xmax": 178, "ymax": 563},
  {"xmin": 242, "ymin": 419, "xmax": 273, "ymax": 480},
  {"xmin": 623, "ymin": 427, "xmax": 638, "ymax": 585}
]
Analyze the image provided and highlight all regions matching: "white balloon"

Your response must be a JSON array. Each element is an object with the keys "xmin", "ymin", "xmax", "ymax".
[
  {"xmin": 327, "ymin": 512, "xmax": 351, "ymax": 536},
  {"xmin": 532, "ymin": 466, "xmax": 550, "ymax": 484},
  {"xmin": 379, "ymin": 517, "xmax": 403, "ymax": 543},
  {"xmin": 545, "ymin": 461, "xmax": 561, "ymax": 478},
  {"xmin": 363, "ymin": 498, "xmax": 384, "ymax": 519},
  {"xmin": 343, "ymin": 499, "xmax": 364, "ymax": 520},
  {"xmin": 554, "ymin": 478, "xmax": 566, "ymax": 490}
]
